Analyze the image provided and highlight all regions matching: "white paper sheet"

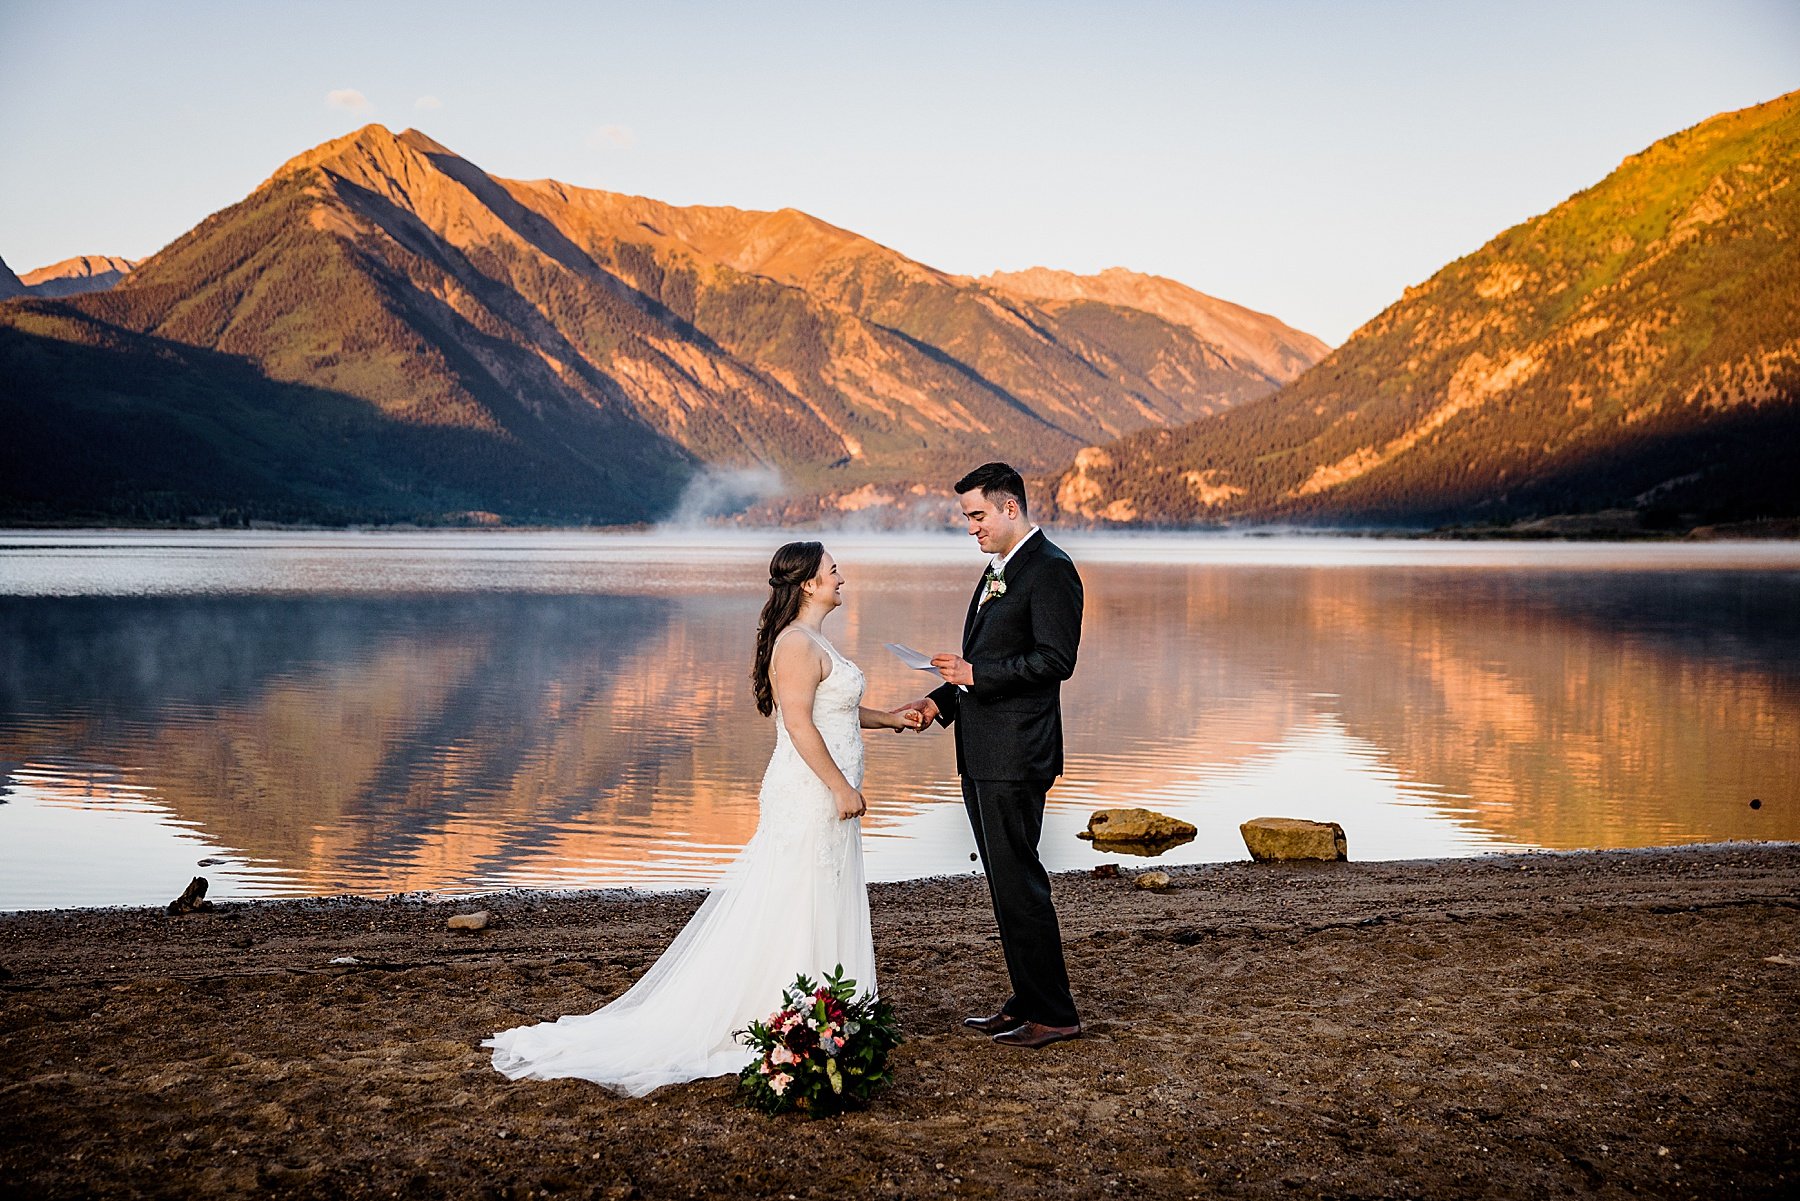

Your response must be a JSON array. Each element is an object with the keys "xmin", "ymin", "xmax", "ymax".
[{"xmin": 884, "ymin": 642, "xmax": 938, "ymax": 671}]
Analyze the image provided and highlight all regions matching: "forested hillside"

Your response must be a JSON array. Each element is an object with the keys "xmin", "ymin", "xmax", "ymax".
[{"xmin": 1049, "ymin": 91, "xmax": 1800, "ymax": 529}]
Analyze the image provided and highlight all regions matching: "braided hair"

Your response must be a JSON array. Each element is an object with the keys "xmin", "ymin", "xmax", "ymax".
[{"xmin": 751, "ymin": 541, "xmax": 825, "ymax": 717}]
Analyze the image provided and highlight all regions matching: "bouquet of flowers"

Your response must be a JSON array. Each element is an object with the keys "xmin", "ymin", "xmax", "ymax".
[{"xmin": 735, "ymin": 965, "xmax": 902, "ymax": 1117}]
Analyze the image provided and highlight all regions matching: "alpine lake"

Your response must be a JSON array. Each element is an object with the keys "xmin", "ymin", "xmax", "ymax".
[{"xmin": 3, "ymin": 529, "xmax": 1796, "ymax": 910}]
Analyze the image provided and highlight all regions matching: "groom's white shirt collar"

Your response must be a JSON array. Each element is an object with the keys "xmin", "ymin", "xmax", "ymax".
[{"xmin": 990, "ymin": 525, "xmax": 1041, "ymax": 576}]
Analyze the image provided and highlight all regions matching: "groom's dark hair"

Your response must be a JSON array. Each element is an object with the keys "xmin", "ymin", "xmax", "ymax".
[{"xmin": 954, "ymin": 462, "xmax": 1027, "ymax": 517}]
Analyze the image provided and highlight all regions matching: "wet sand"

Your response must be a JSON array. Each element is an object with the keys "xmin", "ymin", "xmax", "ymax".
[{"xmin": 3, "ymin": 844, "xmax": 1797, "ymax": 1199}]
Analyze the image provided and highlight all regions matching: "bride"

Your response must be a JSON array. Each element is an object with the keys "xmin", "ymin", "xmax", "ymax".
[{"xmin": 484, "ymin": 541, "xmax": 924, "ymax": 1095}]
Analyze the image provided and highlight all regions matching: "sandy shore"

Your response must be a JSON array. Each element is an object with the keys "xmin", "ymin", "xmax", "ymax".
[{"xmin": 3, "ymin": 845, "xmax": 1797, "ymax": 1199}]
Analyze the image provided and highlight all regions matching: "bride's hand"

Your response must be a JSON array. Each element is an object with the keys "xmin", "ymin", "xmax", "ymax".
[
  {"xmin": 892, "ymin": 698, "xmax": 938, "ymax": 730},
  {"xmin": 887, "ymin": 707, "xmax": 926, "ymax": 732},
  {"xmin": 834, "ymin": 786, "xmax": 867, "ymax": 821}
]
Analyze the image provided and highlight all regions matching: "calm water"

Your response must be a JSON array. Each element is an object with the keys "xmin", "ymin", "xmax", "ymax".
[{"xmin": 2, "ymin": 530, "xmax": 1797, "ymax": 910}]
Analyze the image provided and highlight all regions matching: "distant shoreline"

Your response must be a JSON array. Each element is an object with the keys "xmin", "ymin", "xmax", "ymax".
[
  {"xmin": 7, "ymin": 840, "xmax": 1796, "ymax": 918},
  {"xmin": 1, "ymin": 515, "xmax": 1797, "ymax": 540}
]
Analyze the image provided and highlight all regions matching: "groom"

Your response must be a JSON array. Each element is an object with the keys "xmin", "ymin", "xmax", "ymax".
[{"xmin": 900, "ymin": 462, "xmax": 1083, "ymax": 1049}]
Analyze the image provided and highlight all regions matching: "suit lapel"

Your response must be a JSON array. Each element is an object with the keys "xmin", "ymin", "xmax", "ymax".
[
  {"xmin": 960, "ymin": 573, "xmax": 985, "ymax": 646},
  {"xmin": 966, "ymin": 532, "xmax": 1045, "ymax": 648}
]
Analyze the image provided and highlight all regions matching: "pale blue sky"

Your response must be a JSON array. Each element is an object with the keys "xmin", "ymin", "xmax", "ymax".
[{"xmin": 2, "ymin": 0, "xmax": 1796, "ymax": 344}]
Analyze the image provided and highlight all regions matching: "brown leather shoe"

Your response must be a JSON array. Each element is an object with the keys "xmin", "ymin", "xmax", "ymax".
[
  {"xmin": 991, "ymin": 1021, "xmax": 1082, "ymax": 1049},
  {"xmin": 962, "ymin": 1011, "xmax": 1025, "ymax": 1034}
]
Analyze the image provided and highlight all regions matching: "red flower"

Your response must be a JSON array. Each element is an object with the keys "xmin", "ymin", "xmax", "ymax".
[{"xmin": 784, "ymin": 1024, "xmax": 820, "ymax": 1056}]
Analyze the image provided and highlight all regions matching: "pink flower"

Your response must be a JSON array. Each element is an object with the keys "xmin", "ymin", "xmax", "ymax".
[{"xmin": 769, "ymin": 1073, "xmax": 791, "ymax": 1096}]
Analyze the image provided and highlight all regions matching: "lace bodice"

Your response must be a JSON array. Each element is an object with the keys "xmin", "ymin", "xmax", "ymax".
[{"xmin": 768, "ymin": 626, "xmax": 867, "ymax": 795}]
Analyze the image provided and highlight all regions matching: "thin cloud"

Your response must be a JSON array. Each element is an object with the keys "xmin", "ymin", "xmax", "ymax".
[
  {"xmin": 414, "ymin": 95, "xmax": 443, "ymax": 111},
  {"xmin": 586, "ymin": 124, "xmax": 635, "ymax": 150},
  {"xmin": 326, "ymin": 88, "xmax": 371, "ymax": 112}
]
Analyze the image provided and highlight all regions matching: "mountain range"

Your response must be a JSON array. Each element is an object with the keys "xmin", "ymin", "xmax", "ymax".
[
  {"xmin": 1048, "ymin": 90, "xmax": 1800, "ymax": 530},
  {"xmin": 1, "ymin": 125, "xmax": 1320, "ymax": 526},
  {"xmin": 5, "ymin": 91, "xmax": 1797, "ymax": 531}
]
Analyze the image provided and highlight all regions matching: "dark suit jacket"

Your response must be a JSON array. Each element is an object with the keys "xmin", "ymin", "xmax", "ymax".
[{"xmin": 928, "ymin": 531, "xmax": 1083, "ymax": 781}]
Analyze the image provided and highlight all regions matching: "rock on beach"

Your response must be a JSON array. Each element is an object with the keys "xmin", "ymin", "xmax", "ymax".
[
  {"xmin": 1077, "ymin": 807, "xmax": 1197, "ymax": 843},
  {"xmin": 1240, "ymin": 817, "xmax": 1348, "ymax": 862}
]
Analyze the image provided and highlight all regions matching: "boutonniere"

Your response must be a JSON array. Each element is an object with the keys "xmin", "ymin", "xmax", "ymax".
[{"xmin": 978, "ymin": 568, "xmax": 1007, "ymax": 607}]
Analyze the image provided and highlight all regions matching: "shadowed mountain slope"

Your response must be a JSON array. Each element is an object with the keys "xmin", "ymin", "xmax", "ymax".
[
  {"xmin": 0, "ymin": 300, "xmax": 680, "ymax": 525},
  {"xmin": 0, "ymin": 256, "xmax": 26, "ymax": 300}
]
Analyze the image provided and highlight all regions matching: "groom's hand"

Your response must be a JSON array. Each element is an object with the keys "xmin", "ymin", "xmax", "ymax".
[
  {"xmin": 931, "ymin": 654, "xmax": 973, "ymax": 687},
  {"xmin": 894, "ymin": 698, "xmax": 939, "ymax": 729}
]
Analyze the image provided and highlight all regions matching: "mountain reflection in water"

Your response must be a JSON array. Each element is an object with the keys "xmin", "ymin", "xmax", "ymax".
[{"xmin": 1, "ymin": 534, "xmax": 1796, "ymax": 909}]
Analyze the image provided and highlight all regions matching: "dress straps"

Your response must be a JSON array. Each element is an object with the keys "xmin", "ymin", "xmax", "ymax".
[{"xmin": 777, "ymin": 624, "xmax": 835, "ymax": 657}]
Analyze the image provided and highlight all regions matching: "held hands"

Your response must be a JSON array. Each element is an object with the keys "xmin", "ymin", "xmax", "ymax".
[
  {"xmin": 930, "ymin": 653, "xmax": 973, "ymax": 687},
  {"xmin": 833, "ymin": 785, "xmax": 867, "ymax": 821},
  {"xmin": 889, "ymin": 697, "xmax": 940, "ymax": 732},
  {"xmin": 887, "ymin": 707, "xmax": 927, "ymax": 732}
]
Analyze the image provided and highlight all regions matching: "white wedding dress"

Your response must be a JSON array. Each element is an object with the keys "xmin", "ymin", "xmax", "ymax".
[{"xmin": 484, "ymin": 626, "xmax": 876, "ymax": 1096}]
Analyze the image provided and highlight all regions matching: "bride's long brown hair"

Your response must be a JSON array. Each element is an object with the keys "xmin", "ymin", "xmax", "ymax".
[{"xmin": 752, "ymin": 541, "xmax": 826, "ymax": 717}]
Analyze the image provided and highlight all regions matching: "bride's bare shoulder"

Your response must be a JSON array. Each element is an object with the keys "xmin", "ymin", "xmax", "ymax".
[{"xmin": 771, "ymin": 626, "xmax": 829, "ymax": 679}]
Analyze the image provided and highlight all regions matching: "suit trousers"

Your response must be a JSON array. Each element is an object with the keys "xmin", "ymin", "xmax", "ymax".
[{"xmin": 961, "ymin": 776, "xmax": 1079, "ymax": 1027}]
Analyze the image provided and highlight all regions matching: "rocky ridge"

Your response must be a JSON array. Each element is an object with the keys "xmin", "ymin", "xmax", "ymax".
[
  {"xmin": 983, "ymin": 265, "xmax": 1330, "ymax": 386},
  {"xmin": 18, "ymin": 254, "xmax": 138, "ymax": 297}
]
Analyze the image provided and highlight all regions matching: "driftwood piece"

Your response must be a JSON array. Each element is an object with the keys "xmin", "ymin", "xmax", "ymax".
[{"xmin": 167, "ymin": 876, "xmax": 214, "ymax": 914}]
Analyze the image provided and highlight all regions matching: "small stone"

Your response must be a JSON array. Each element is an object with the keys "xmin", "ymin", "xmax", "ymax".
[
  {"xmin": 447, "ymin": 910, "xmax": 492, "ymax": 931},
  {"xmin": 1239, "ymin": 817, "xmax": 1348, "ymax": 862},
  {"xmin": 329, "ymin": 956, "xmax": 360, "ymax": 965},
  {"xmin": 1091, "ymin": 863, "xmax": 1121, "ymax": 879},
  {"xmin": 1135, "ymin": 870, "xmax": 1172, "ymax": 891}
]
